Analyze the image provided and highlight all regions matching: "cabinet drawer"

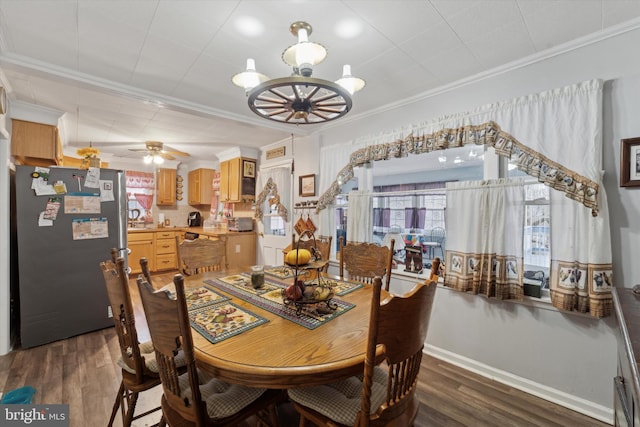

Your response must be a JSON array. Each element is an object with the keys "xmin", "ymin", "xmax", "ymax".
[
  {"xmin": 156, "ymin": 239, "xmax": 176, "ymax": 254},
  {"xmin": 156, "ymin": 231, "xmax": 175, "ymax": 240},
  {"xmin": 156, "ymin": 253, "xmax": 177, "ymax": 271},
  {"xmin": 128, "ymin": 232, "xmax": 154, "ymax": 242}
]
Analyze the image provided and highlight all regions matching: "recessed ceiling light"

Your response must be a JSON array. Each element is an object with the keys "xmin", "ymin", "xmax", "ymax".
[
  {"xmin": 235, "ymin": 16, "xmax": 264, "ymax": 37},
  {"xmin": 335, "ymin": 19, "xmax": 363, "ymax": 39}
]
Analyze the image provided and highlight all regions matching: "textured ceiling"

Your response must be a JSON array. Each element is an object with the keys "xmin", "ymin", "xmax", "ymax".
[{"xmin": 1, "ymin": 0, "xmax": 639, "ymax": 163}]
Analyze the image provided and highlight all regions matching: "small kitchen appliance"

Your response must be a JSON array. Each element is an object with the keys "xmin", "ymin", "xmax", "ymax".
[
  {"xmin": 228, "ymin": 217, "xmax": 253, "ymax": 232},
  {"xmin": 187, "ymin": 211, "xmax": 201, "ymax": 227}
]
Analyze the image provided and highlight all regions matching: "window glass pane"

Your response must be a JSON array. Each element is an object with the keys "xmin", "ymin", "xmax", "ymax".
[
  {"xmin": 330, "ymin": 147, "xmax": 484, "ymax": 266},
  {"xmin": 263, "ymin": 200, "xmax": 286, "ymax": 236}
]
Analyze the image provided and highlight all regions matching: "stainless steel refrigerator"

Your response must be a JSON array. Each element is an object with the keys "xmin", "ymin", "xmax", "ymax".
[{"xmin": 13, "ymin": 165, "xmax": 127, "ymax": 348}]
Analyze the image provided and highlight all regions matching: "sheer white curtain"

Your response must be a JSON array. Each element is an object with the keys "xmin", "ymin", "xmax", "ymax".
[
  {"xmin": 317, "ymin": 142, "xmax": 362, "ymax": 237},
  {"xmin": 550, "ymin": 173, "xmax": 613, "ymax": 317},
  {"xmin": 346, "ymin": 191, "xmax": 372, "ymax": 243},
  {"xmin": 445, "ymin": 179, "xmax": 524, "ymax": 300},
  {"xmin": 255, "ymin": 165, "xmax": 291, "ymax": 222}
]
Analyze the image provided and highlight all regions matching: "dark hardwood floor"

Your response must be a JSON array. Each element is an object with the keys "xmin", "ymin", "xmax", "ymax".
[{"xmin": 1, "ymin": 271, "xmax": 611, "ymax": 427}]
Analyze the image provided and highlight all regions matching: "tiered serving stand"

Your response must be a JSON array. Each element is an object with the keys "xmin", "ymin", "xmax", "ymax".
[{"xmin": 282, "ymin": 230, "xmax": 337, "ymax": 315}]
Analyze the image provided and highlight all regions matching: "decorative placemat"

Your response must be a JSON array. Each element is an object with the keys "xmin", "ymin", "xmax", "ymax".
[
  {"xmin": 205, "ymin": 277, "xmax": 355, "ymax": 330},
  {"xmin": 189, "ymin": 301, "xmax": 268, "ymax": 344},
  {"xmin": 216, "ymin": 274, "xmax": 280, "ymax": 296},
  {"xmin": 156, "ymin": 283, "xmax": 230, "ymax": 311}
]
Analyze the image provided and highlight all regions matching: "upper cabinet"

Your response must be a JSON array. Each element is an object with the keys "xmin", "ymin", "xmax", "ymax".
[
  {"xmin": 188, "ymin": 168, "xmax": 215, "ymax": 205},
  {"xmin": 11, "ymin": 119, "xmax": 62, "ymax": 166},
  {"xmin": 156, "ymin": 168, "xmax": 176, "ymax": 206},
  {"xmin": 219, "ymin": 157, "xmax": 256, "ymax": 203}
]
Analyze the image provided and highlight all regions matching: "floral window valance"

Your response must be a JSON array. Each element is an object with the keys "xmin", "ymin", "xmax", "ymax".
[
  {"xmin": 316, "ymin": 121, "xmax": 599, "ymax": 216},
  {"xmin": 125, "ymin": 171, "xmax": 154, "ymax": 189}
]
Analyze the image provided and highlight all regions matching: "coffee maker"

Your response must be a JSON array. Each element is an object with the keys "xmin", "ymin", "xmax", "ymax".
[{"xmin": 187, "ymin": 211, "xmax": 201, "ymax": 227}]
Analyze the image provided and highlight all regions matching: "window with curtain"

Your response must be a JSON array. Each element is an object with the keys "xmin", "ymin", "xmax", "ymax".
[
  {"xmin": 444, "ymin": 178, "xmax": 525, "ymax": 299},
  {"xmin": 255, "ymin": 165, "xmax": 291, "ymax": 236},
  {"xmin": 125, "ymin": 171, "xmax": 154, "ymax": 224}
]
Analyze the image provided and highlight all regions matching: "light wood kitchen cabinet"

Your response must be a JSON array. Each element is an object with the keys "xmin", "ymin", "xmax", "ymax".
[
  {"xmin": 219, "ymin": 157, "xmax": 255, "ymax": 203},
  {"xmin": 156, "ymin": 168, "xmax": 176, "ymax": 206},
  {"xmin": 11, "ymin": 119, "xmax": 62, "ymax": 166},
  {"xmin": 225, "ymin": 232, "xmax": 257, "ymax": 268},
  {"xmin": 188, "ymin": 168, "xmax": 214, "ymax": 205},
  {"xmin": 155, "ymin": 230, "xmax": 178, "ymax": 271},
  {"xmin": 128, "ymin": 232, "xmax": 155, "ymax": 274}
]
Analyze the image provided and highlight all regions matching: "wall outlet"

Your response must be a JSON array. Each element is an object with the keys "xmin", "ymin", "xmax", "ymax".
[
  {"xmin": 235, "ymin": 244, "xmax": 241, "ymax": 253},
  {"xmin": 107, "ymin": 306, "xmax": 113, "ymax": 318}
]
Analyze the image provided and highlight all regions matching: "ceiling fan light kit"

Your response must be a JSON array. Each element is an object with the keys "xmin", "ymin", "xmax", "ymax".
[
  {"xmin": 129, "ymin": 140, "xmax": 190, "ymax": 164},
  {"xmin": 232, "ymin": 21, "xmax": 365, "ymax": 125}
]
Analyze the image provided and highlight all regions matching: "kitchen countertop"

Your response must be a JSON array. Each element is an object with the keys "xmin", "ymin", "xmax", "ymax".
[{"xmin": 127, "ymin": 226, "xmax": 255, "ymax": 236}]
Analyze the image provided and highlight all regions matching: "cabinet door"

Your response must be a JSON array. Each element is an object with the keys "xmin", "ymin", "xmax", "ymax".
[
  {"xmin": 226, "ymin": 233, "xmax": 256, "ymax": 268},
  {"xmin": 228, "ymin": 158, "xmax": 241, "ymax": 202},
  {"xmin": 156, "ymin": 168, "xmax": 176, "ymax": 205},
  {"xmin": 128, "ymin": 236, "xmax": 155, "ymax": 274},
  {"xmin": 188, "ymin": 168, "xmax": 214, "ymax": 205},
  {"xmin": 11, "ymin": 119, "xmax": 59, "ymax": 165}
]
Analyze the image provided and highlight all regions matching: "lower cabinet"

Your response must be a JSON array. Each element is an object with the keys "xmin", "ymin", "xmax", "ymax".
[
  {"xmin": 129, "ymin": 229, "xmax": 255, "ymax": 274},
  {"xmin": 155, "ymin": 231, "xmax": 178, "ymax": 271},
  {"xmin": 225, "ymin": 233, "xmax": 256, "ymax": 269},
  {"xmin": 128, "ymin": 232, "xmax": 155, "ymax": 274}
]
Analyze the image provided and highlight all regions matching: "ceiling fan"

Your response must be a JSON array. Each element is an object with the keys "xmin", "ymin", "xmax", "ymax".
[{"xmin": 128, "ymin": 141, "xmax": 190, "ymax": 163}]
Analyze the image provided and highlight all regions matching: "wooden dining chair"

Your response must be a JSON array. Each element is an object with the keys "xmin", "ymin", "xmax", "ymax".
[
  {"xmin": 176, "ymin": 236, "xmax": 227, "ymax": 275},
  {"xmin": 140, "ymin": 256, "xmax": 154, "ymax": 286},
  {"xmin": 136, "ymin": 273, "xmax": 283, "ymax": 426},
  {"xmin": 286, "ymin": 232, "xmax": 333, "ymax": 273},
  {"xmin": 288, "ymin": 276, "xmax": 437, "ymax": 427},
  {"xmin": 339, "ymin": 236, "xmax": 394, "ymax": 291},
  {"xmin": 100, "ymin": 255, "xmax": 164, "ymax": 427}
]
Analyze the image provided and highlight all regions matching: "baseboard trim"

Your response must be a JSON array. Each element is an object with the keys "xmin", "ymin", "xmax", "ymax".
[{"xmin": 425, "ymin": 344, "xmax": 613, "ymax": 425}]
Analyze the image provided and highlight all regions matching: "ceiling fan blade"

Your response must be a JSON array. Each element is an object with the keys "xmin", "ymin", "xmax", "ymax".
[
  {"xmin": 163, "ymin": 145, "xmax": 190, "ymax": 157},
  {"xmin": 159, "ymin": 152, "xmax": 176, "ymax": 160},
  {"xmin": 128, "ymin": 148, "xmax": 149, "ymax": 152}
]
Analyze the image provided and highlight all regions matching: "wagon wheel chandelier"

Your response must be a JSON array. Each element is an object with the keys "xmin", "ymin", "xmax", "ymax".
[{"xmin": 232, "ymin": 21, "xmax": 365, "ymax": 125}]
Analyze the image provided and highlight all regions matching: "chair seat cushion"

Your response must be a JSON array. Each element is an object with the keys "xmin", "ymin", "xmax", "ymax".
[
  {"xmin": 118, "ymin": 340, "xmax": 185, "ymax": 374},
  {"xmin": 288, "ymin": 366, "xmax": 388, "ymax": 425},
  {"xmin": 178, "ymin": 371, "xmax": 267, "ymax": 420}
]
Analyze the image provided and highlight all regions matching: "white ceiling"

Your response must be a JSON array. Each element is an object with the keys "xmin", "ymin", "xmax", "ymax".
[{"xmin": 1, "ymin": 0, "xmax": 640, "ymax": 164}]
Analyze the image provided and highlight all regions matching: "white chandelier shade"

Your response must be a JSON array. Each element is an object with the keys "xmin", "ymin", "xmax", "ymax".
[{"xmin": 231, "ymin": 21, "xmax": 365, "ymax": 124}]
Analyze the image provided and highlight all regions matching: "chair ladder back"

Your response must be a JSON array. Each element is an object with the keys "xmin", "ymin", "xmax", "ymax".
[
  {"xmin": 177, "ymin": 236, "xmax": 226, "ymax": 276},
  {"xmin": 136, "ymin": 275, "xmax": 207, "ymax": 424},
  {"xmin": 101, "ymin": 257, "xmax": 146, "ymax": 381},
  {"xmin": 339, "ymin": 237, "xmax": 395, "ymax": 291}
]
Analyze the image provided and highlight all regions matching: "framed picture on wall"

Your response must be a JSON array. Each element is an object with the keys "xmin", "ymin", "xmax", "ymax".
[
  {"xmin": 620, "ymin": 137, "xmax": 640, "ymax": 187},
  {"xmin": 243, "ymin": 160, "xmax": 256, "ymax": 178},
  {"xmin": 299, "ymin": 174, "xmax": 315, "ymax": 197}
]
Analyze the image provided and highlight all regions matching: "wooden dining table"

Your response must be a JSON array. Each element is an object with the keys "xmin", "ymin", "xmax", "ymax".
[{"xmin": 182, "ymin": 269, "xmax": 382, "ymax": 389}]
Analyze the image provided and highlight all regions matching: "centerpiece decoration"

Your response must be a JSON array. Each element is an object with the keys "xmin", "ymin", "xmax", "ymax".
[
  {"xmin": 282, "ymin": 230, "xmax": 336, "ymax": 315},
  {"xmin": 76, "ymin": 145, "xmax": 100, "ymax": 168}
]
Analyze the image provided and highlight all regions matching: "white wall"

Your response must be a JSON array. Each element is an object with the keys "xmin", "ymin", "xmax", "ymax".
[{"xmin": 304, "ymin": 25, "xmax": 640, "ymax": 423}]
